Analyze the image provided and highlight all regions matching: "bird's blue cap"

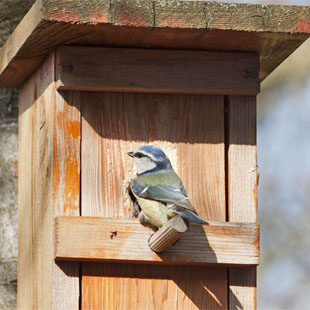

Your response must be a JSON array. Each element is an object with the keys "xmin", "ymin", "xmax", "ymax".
[{"xmin": 136, "ymin": 145, "xmax": 168, "ymax": 161}]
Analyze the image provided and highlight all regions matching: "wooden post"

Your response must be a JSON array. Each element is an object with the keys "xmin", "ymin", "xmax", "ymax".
[{"xmin": 18, "ymin": 53, "xmax": 80, "ymax": 309}]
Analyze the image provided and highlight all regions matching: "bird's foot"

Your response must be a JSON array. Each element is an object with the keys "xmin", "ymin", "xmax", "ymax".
[{"xmin": 130, "ymin": 201, "xmax": 141, "ymax": 218}]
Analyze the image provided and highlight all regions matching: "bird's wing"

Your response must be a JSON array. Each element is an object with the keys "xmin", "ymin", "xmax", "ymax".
[{"xmin": 131, "ymin": 180, "xmax": 196, "ymax": 213}]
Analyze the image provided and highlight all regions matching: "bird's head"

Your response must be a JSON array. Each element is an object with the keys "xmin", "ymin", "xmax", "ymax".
[{"xmin": 128, "ymin": 145, "xmax": 172, "ymax": 175}]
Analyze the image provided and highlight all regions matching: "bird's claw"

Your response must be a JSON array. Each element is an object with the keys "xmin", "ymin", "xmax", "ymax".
[{"xmin": 130, "ymin": 209, "xmax": 138, "ymax": 218}]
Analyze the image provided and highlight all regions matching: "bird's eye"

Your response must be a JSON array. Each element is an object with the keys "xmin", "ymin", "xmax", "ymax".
[{"xmin": 135, "ymin": 152, "xmax": 144, "ymax": 158}]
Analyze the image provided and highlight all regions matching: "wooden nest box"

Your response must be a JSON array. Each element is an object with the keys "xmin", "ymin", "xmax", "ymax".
[{"xmin": 1, "ymin": 0, "xmax": 309, "ymax": 309}]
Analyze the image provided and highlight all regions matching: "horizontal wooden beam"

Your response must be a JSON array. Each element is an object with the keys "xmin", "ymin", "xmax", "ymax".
[
  {"xmin": 54, "ymin": 217, "xmax": 259, "ymax": 266},
  {"xmin": 55, "ymin": 47, "xmax": 260, "ymax": 95}
]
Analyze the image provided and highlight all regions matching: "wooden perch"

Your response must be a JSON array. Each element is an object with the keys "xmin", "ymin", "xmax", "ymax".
[
  {"xmin": 54, "ymin": 217, "xmax": 259, "ymax": 266},
  {"xmin": 148, "ymin": 216, "xmax": 189, "ymax": 253}
]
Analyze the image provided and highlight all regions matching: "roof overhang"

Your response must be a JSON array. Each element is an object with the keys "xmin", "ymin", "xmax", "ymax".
[{"xmin": 1, "ymin": 0, "xmax": 310, "ymax": 86}]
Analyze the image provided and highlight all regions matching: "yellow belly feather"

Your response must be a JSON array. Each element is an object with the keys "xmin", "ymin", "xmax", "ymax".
[
  {"xmin": 136, "ymin": 196, "xmax": 169, "ymax": 228},
  {"xmin": 130, "ymin": 180, "xmax": 179, "ymax": 228}
]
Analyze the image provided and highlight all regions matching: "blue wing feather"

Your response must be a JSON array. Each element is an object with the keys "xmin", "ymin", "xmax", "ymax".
[
  {"xmin": 171, "ymin": 209, "xmax": 209, "ymax": 225},
  {"xmin": 131, "ymin": 180, "xmax": 196, "ymax": 212},
  {"xmin": 131, "ymin": 180, "xmax": 146, "ymax": 196}
]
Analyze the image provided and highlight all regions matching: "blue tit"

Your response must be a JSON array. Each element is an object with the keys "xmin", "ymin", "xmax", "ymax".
[{"xmin": 128, "ymin": 145, "xmax": 208, "ymax": 229}]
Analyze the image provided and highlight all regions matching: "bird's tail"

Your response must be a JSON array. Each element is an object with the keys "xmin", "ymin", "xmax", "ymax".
[{"xmin": 172, "ymin": 209, "xmax": 209, "ymax": 225}]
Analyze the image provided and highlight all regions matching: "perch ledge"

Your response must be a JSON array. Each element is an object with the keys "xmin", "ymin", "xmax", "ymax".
[{"xmin": 54, "ymin": 216, "xmax": 259, "ymax": 266}]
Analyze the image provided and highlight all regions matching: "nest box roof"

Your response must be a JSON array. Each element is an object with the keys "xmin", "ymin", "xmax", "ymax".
[{"xmin": 0, "ymin": 0, "xmax": 310, "ymax": 87}]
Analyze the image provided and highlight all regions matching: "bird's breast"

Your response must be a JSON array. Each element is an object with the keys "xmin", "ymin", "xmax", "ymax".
[{"xmin": 136, "ymin": 196, "xmax": 169, "ymax": 228}]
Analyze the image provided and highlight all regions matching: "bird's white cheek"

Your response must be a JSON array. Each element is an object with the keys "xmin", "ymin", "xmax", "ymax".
[{"xmin": 135, "ymin": 158, "xmax": 156, "ymax": 175}]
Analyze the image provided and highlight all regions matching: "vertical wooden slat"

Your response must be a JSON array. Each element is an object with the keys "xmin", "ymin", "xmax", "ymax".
[
  {"xmin": 227, "ymin": 96, "xmax": 257, "ymax": 309},
  {"xmin": 18, "ymin": 53, "xmax": 80, "ymax": 309},
  {"xmin": 52, "ymin": 90, "xmax": 81, "ymax": 309},
  {"xmin": 31, "ymin": 52, "xmax": 54, "ymax": 309},
  {"xmin": 18, "ymin": 64, "xmax": 36, "ymax": 310},
  {"xmin": 81, "ymin": 92, "xmax": 227, "ymax": 309}
]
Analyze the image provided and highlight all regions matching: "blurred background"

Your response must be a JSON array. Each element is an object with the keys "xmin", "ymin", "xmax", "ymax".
[{"xmin": 0, "ymin": 0, "xmax": 309, "ymax": 309}]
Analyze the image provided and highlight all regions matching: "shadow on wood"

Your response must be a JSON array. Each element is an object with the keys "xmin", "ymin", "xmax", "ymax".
[{"xmin": 80, "ymin": 262, "xmax": 227, "ymax": 309}]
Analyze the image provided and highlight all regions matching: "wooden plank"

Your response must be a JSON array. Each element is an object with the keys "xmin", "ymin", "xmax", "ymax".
[
  {"xmin": 82, "ymin": 262, "xmax": 226, "ymax": 310},
  {"xmin": 80, "ymin": 92, "xmax": 227, "ymax": 309},
  {"xmin": 227, "ymin": 96, "xmax": 257, "ymax": 222},
  {"xmin": 55, "ymin": 47, "xmax": 259, "ymax": 95},
  {"xmin": 81, "ymin": 92, "xmax": 225, "ymax": 220},
  {"xmin": 18, "ymin": 52, "xmax": 57, "ymax": 310},
  {"xmin": 52, "ymin": 90, "xmax": 81, "ymax": 309},
  {"xmin": 18, "ymin": 57, "xmax": 37, "ymax": 310},
  {"xmin": 1, "ymin": 0, "xmax": 310, "ymax": 86},
  {"xmin": 55, "ymin": 217, "xmax": 260, "ymax": 266},
  {"xmin": 227, "ymin": 96, "xmax": 258, "ymax": 309},
  {"xmin": 17, "ymin": 53, "xmax": 80, "ymax": 309},
  {"xmin": 53, "ymin": 91, "xmax": 81, "ymax": 216},
  {"xmin": 31, "ymin": 51, "xmax": 54, "ymax": 310}
]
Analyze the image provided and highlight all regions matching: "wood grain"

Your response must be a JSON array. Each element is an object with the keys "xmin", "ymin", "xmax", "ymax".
[
  {"xmin": 32, "ymin": 51, "xmax": 54, "ymax": 310},
  {"xmin": 227, "ymin": 96, "xmax": 258, "ymax": 309},
  {"xmin": 82, "ymin": 263, "xmax": 227, "ymax": 310},
  {"xmin": 55, "ymin": 46, "xmax": 259, "ymax": 95},
  {"xmin": 17, "ymin": 53, "xmax": 80, "ymax": 309},
  {"xmin": 53, "ymin": 91, "xmax": 81, "ymax": 216},
  {"xmin": 18, "ymin": 54, "xmax": 37, "ymax": 310},
  {"xmin": 227, "ymin": 96, "xmax": 257, "ymax": 222},
  {"xmin": 80, "ymin": 92, "xmax": 226, "ymax": 309},
  {"xmin": 1, "ymin": 0, "xmax": 310, "ymax": 86},
  {"xmin": 81, "ymin": 92, "xmax": 225, "ymax": 220},
  {"xmin": 55, "ymin": 217, "xmax": 259, "ymax": 266},
  {"xmin": 52, "ymin": 90, "xmax": 81, "ymax": 309},
  {"xmin": 18, "ymin": 52, "xmax": 56, "ymax": 310},
  {"xmin": 149, "ymin": 216, "xmax": 189, "ymax": 253}
]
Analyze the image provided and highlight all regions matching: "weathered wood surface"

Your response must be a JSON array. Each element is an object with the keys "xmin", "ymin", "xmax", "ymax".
[
  {"xmin": 56, "ymin": 46, "xmax": 259, "ymax": 95},
  {"xmin": 81, "ymin": 92, "xmax": 226, "ymax": 221},
  {"xmin": 18, "ymin": 50, "xmax": 36, "ymax": 310},
  {"xmin": 52, "ymin": 90, "xmax": 81, "ymax": 310},
  {"xmin": 80, "ymin": 91, "xmax": 227, "ymax": 308},
  {"xmin": 1, "ymin": 0, "xmax": 310, "ymax": 85},
  {"xmin": 18, "ymin": 53, "xmax": 80, "ymax": 310},
  {"xmin": 227, "ymin": 96, "xmax": 258, "ymax": 309},
  {"xmin": 55, "ymin": 217, "xmax": 259, "ymax": 265},
  {"xmin": 82, "ymin": 262, "xmax": 227, "ymax": 310},
  {"xmin": 148, "ymin": 216, "xmax": 189, "ymax": 253}
]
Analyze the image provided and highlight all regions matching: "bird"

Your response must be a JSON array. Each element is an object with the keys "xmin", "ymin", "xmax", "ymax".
[{"xmin": 128, "ymin": 145, "xmax": 209, "ymax": 230}]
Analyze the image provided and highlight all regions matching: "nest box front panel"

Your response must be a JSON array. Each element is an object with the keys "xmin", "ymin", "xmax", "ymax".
[{"xmin": 80, "ymin": 91, "xmax": 225, "ymax": 222}]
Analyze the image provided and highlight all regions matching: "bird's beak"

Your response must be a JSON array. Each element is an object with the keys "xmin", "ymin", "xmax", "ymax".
[{"xmin": 127, "ymin": 151, "xmax": 134, "ymax": 157}]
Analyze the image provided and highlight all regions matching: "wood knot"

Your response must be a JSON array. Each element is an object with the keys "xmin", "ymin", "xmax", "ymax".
[{"xmin": 110, "ymin": 231, "xmax": 118, "ymax": 239}]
